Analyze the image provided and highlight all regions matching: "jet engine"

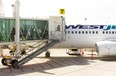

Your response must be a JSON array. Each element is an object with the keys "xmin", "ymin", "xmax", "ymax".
[{"xmin": 95, "ymin": 41, "xmax": 116, "ymax": 56}]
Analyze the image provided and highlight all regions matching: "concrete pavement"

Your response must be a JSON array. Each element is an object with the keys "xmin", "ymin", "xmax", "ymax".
[{"xmin": 0, "ymin": 49, "xmax": 116, "ymax": 76}]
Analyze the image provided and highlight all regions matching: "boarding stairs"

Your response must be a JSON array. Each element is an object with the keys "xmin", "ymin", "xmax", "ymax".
[{"xmin": 12, "ymin": 39, "xmax": 59, "ymax": 68}]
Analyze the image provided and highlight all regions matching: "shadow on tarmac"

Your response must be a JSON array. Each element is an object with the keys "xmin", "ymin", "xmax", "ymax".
[
  {"xmin": 98, "ymin": 56, "xmax": 116, "ymax": 61},
  {"xmin": 1, "ymin": 56, "xmax": 116, "ymax": 76},
  {"xmin": 0, "ymin": 56, "xmax": 91, "ymax": 76},
  {"xmin": 77, "ymin": 56, "xmax": 116, "ymax": 61}
]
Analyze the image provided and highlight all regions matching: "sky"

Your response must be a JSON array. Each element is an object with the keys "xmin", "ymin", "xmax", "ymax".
[{"xmin": 2, "ymin": 0, "xmax": 116, "ymax": 24}]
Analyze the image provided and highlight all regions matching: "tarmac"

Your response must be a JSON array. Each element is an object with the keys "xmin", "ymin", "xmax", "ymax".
[{"xmin": 1, "ymin": 49, "xmax": 116, "ymax": 76}]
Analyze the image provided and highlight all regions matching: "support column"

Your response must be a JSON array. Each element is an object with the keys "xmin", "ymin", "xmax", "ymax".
[{"xmin": 14, "ymin": 0, "xmax": 20, "ymax": 57}]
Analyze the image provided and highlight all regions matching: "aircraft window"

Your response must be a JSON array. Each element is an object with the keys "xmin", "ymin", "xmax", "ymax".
[
  {"xmin": 112, "ymin": 31, "xmax": 114, "ymax": 34},
  {"xmin": 106, "ymin": 31, "xmax": 108, "ymax": 34},
  {"xmin": 92, "ymin": 31, "xmax": 95, "ymax": 34},
  {"xmin": 75, "ymin": 31, "xmax": 77, "ymax": 34},
  {"xmin": 96, "ymin": 31, "xmax": 98, "ymax": 34},
  {"xmin": 89, "ymin": 31, "xmax": 91, "ymax": 34},
  {"xmin": 115, "ymin": 31, "xmax": 116, "ymax": 34},
  {"xmin": 72, "ymin": 31, "xmax": 74, "ymax": 34},
  {"xmin": 109, "ymin": 31, "xmax": 111, "ymax": 34},
  {"xmin": 68, "ymin": 31, "xmax": 70, "ymax": 34},
  {"xmin": 79, "ymin": 31, "xmax": 81, "ymax": 34},
  {"xmin": 57, "ymin": 25, "xmax": 60, "ymax": 31},
  {"xmin": 86, "ymin": 31, "xmax": 88, "ymax": 34},
  {"xmin": 103, "ymin": 31, "xmax": 105, "ymax": 34},
  {"xmin": 82, "ymin": 31, "xmax": 84, "ymax": 34}
]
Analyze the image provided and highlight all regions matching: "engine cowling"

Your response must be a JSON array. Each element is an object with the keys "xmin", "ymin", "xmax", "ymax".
[{"xmin": 95, "ymin": 41, "xmax": 116, "ymax": 56}]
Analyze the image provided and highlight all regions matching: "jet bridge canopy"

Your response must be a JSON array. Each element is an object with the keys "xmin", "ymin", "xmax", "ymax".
[
  {"xmin": 0, "ymin": 18, "xmax": 48, "ymax": 42},
  {"xmin": 0, "ymin": 16, "xmax": 65, "ymax": 42}
]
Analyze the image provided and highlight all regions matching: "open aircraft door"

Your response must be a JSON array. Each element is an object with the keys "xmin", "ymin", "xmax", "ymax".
[{"xmin": 49, "ymin": 16, "xmax": 66, "ymax": 41}]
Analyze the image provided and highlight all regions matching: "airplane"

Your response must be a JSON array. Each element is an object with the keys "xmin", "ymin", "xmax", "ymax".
[{"xmin": 52, "ymin": 24, "xmax": 116, "ymax": 56}]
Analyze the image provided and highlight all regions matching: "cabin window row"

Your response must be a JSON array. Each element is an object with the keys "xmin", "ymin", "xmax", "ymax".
[
  {"xmin": 66, "ymin": 31, "xmax": 98, "ymax": 34},
  {"xmin": 102, "ymin": 31, "xmax": 116, "ymax": 34},
  {"xmin": 66, "ymin": 31, "xmax": 116, "ymax": 34}
]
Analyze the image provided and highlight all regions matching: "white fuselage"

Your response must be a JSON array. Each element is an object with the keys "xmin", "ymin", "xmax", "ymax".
[{"xmin": 54, "ymin": 25, "xmax": 116, "ymax": 48}]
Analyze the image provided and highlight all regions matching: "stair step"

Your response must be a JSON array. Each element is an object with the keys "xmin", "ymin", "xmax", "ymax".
[{"xmin": 13, "ymin": 40, "xmax": 59, "ymax": 67}]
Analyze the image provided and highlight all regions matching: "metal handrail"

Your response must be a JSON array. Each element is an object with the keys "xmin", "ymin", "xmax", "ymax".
[{"xmin": 25, "ymin": 41, "xmax": 47, "ymax": 55}]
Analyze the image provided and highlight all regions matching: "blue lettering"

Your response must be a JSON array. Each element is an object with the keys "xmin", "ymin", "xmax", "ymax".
[
  {"xmin": 103, "ymin": 25, "xmax": 111, "ymax": 30},
  {"xmin": 88, "ymin": 25, "xmax": 98, "ymax": 29},
  {"xmin": 79, "ymin": 25, "xmax": 88, "ymax": 29},
  {"xmin": 65, "ymin": 25, "xmax": 116, "ymax": 30},
  {"xmin": 100, "ymin": 25, "xmax": 105, "ymax": 29},
  {"xmin": 112, "ymin": 25, "xmax": 116, "ymax": 29},
  {"xmin": 66, "ymin": 25, "xmax": 81, "ymax": 29},
  {"xmin": 72, "ymin": 25, "xmax": 80, "ymax": 29},
  {"xmin": 65, "ymin": 25, "xmax": 73, "ymax": 29}
]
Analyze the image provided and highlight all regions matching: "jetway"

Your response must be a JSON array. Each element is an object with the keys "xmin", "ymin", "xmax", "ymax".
[
  {"xmin": 0, "ymin": 16, "xmax": 66, "ymax": 68},
  {"xmin": 0, "ymin": 16, "xmax": 65, "ymax": 42}
]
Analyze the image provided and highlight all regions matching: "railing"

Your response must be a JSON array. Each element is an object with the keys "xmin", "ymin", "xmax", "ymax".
[
  {"xmin": 15, "ymin": 40, "xmax": 59, "ymax": 67},
  {"xmin": 19, "ymin": 40, "xmax": 48, "ymax": 60},
  {"xmin": 50, "ymin": 31, "xmax": 66, "ymax": 41}
]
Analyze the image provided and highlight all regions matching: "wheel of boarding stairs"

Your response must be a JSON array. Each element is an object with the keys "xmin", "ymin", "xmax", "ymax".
[
  {"xmin": 45, "ymin": 52, "xmax": 50, "ymax": 57},
  {"xmin": 11, "ymin": 60, "xmax": 19, "ymax": 68},
  {"xmin": 1, "ymin": 58, "xmax": 8, "ymax": 66}
]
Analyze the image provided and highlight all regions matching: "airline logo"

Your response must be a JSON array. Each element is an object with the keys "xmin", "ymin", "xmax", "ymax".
[{"xmin": 66, "ymin": 25, "xmax": 116, "ymax": 30}]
